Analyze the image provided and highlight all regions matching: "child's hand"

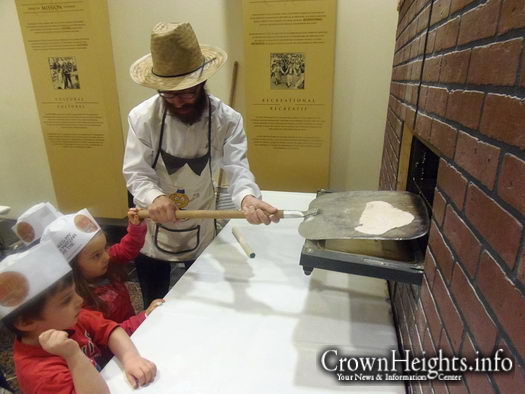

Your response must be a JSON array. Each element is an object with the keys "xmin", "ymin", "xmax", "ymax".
[
  {"xmin": 145, "ymin": 298, "xmax": 165, "ymax": 316},
  {"xmin": 39, "ymin": 329, "xmax": 80, "ymax": 360},
  {"xmin": 127, "ymin": 208, "xmax": 143, "ymax": 225},
  {"xmin": 123, "ymin": 355, "xmax": 157, "ymax": 388}
]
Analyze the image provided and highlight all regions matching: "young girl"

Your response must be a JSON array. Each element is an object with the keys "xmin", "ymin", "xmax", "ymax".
[{"xmin": 42, "ymin": 208, "xmax": 164, "ymax": 335}]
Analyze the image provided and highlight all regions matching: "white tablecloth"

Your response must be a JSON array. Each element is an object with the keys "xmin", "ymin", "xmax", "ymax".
[{"xmin": 102, "ymin": 191, "xmax": 404, "ymax": 393}]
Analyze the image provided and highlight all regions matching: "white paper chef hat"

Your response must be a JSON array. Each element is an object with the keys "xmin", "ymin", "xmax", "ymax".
[
  {"xmin": 0, "ymin": 240, "xmax": 72, "ymax": 319},
  {"xmin": 40, "ymin": 208, "xmax": 101, "ymax": 262},
  {"xmin": 11, "ymin": 202, "xmax": 62, "ymax": 245}
]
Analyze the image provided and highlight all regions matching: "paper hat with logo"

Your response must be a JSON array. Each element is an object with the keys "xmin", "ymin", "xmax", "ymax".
[
  {"xmin": 40, "ymin": 208, "xmax": 101, "ymax": 262},
  {"xmin": 11, "ymin": 202, "xmax": 62, "ymax": 245},
  {"xmin": 0, "ymin": 240, "xmax": 71, "ymax": 319}
]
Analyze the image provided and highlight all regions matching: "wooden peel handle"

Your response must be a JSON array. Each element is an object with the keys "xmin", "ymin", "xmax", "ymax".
[
  {"xmin": 138, "ymin": 209, "xmax": 244, "ymax": 219},
  {"xmin": 138, "ymin": 209, "xmax": 284, "ymax": 220}
]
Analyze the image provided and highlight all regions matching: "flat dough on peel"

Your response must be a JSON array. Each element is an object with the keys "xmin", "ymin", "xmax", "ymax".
[{"xmin": 355, "ymin": 201, "xmax": 414, "ymax": 235}]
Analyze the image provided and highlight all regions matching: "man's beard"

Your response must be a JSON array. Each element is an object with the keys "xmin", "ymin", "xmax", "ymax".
[{"xmin": 164, "ymin": 85, "xmax": 208, "ymax": 125}]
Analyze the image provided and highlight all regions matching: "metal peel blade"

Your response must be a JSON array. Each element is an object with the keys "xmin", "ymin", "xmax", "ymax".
[{"xmin": 281, "ymin": 208, "xmax": 320, "ymax": 219}]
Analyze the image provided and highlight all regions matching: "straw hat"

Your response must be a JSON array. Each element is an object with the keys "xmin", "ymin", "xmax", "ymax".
[{"xmin": 130, "ymin": 22, "xmax": 227, "ymax": 91}]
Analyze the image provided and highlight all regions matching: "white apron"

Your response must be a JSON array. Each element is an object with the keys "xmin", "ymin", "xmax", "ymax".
[{"xmin": 141, "ymin": 100, "xmax": 216, "ymax": 261}]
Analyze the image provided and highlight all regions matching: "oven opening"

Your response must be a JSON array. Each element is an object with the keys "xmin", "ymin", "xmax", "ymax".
[{"xmin": 405, "ymin": 135, "xmax": 439, "ymax": 259}]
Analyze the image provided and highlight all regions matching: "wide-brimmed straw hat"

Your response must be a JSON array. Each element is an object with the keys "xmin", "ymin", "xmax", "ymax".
[{"xmin": 130, "ymin": 22, "xmax": 227, "ymax": 91}]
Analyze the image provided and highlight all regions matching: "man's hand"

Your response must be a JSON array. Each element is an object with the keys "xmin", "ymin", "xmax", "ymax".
[
  {"xmin": 39, "ymin": 329, "xmax": 80, "ymax": 360},
  {"xmin": 241, "ymin": 195, "xmax": 280, "ymax": 225},
  {"xmin": 148, "ymin": 195, "xmax": 178, "ymax": 223},
  {"xmin": 145, "ymin": 298, "xmax": 165, "ymax": 316},
  {"xmin": 122, "ymin": 355, "xmax": 157, "ymax": 388}
]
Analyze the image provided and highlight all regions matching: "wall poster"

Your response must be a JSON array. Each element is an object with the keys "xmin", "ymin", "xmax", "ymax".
[
  {"xmin": 16, "ymin": 0, "xmax": 127, "ymax": 218},
  {"xmin": 243, "ymin": 0, "xmax": 336, "ymax": 191}
]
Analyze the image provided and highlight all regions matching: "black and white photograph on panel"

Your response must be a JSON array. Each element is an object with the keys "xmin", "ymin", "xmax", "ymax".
[
  {"xmin": 270, "ymin": 52, "xmax": 305, "ymax": 90},
  {"xmin": 48, "ymin": 56, "xmax": 80, "ymax": 90}
]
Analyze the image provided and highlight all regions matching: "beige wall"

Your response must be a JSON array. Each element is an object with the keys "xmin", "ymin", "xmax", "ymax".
[
  {"xmin": 331, "ymin": 0, "xmax": 397, "ymax": 191},
  {"xmin": 0, "ymin": 0, "xmax": 396, "ymax": 218},
  {"xmin": 0, "ymin": 0, "xmax": 58, "ymax": 218}
]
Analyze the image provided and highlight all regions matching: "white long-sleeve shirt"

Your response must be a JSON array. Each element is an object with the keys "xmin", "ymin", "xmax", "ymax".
[{"xmin": 123, "ymin": 94, "xmax": 261, "ymax": 208}]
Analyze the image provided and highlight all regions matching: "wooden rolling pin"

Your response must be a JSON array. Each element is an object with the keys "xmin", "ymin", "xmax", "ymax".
[{"xmin": 232, "ymin": 226, "xmax": 256, "ymax": 258}]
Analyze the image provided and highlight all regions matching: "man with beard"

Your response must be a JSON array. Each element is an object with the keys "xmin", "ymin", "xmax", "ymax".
[{"xmin": 123, "ymin": 22, "xmax": 279, "ymax": 306}]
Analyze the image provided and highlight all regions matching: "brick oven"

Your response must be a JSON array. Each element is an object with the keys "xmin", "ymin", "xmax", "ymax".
[{"xmin": 380, "ymin": 0, "xmax": 525, "ymax": 392}]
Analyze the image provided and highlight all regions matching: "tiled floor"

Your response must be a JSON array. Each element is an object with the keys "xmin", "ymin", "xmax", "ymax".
[{"xmin": 0, "ymin": 263, "xmax": 186, "ymax": 393}]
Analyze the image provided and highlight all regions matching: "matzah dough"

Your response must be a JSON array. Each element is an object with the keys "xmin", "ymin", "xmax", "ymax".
[{"xmin": 355, "ymin": 201, "xmax": 414, "ymax": 235}]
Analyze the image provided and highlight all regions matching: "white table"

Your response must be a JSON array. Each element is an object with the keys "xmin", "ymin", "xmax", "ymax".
[{"xmin": 102, "ymin": 191, "xmax": 404, "ymax": 393}]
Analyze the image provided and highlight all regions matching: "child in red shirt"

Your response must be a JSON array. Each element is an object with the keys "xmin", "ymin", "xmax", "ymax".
[
  {"xmin": 73, "ymin": 208, "xmax": 164, "ymax": 335},
  {"xmin": 43, "ymin": 208, "xmax": 164, "ymax": 335},
  {"xmin": 14, "ymin": 307, "xmax": 120, "ymax": 393},
  {"xmin": 1, "ymin": 241, "xmax": 156, "ymax": 393}
]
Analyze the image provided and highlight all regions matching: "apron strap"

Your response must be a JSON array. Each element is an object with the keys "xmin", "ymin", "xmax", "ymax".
[
  {"xmin": 207, "ymin": 96, "xmax": 212, "ymax": 170},
  {"xmin": 152, "ymin": 105, "xmax": 168, "ymax": 169},
  {"xmin": 206, "ymin": 97, "xmax": 217, "ymax": 234}
]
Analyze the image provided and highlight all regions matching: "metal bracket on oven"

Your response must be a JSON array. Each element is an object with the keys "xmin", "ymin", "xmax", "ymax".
[{"xmin": 299, "ymin": 239, "xmax": 424, "ymax": 285}]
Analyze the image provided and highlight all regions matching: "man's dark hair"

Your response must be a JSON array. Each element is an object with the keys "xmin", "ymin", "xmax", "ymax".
[{"xmin": 2, "ymin": 272, "xmax": 74, "ymax": 338}]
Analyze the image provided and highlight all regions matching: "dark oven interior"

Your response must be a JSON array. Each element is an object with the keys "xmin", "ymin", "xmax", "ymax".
[{"xmin": 405, "ymin": 136, "xmax": 439, "ymax": 254}]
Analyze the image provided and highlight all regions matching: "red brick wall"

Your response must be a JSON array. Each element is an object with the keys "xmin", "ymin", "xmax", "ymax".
[{"xmin": 381, "ymin": 1, "xmax": 525, "ymax": 393}]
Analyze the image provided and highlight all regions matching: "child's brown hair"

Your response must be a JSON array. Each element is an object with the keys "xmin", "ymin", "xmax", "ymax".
[{"xmin": 70, "ymin": 234, "xmax": 127, "ymax": 316}]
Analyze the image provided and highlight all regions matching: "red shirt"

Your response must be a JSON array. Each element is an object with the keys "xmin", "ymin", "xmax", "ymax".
[
  {"xmin": 14, "ymin": 309, "xmax": 119, "ymax": 394},
  {"xmin": 83, "ymin": 222, "xmax": 147, "ymax": 335},
  {"xmin": 108, "ymin": 222, "xmax": 147, "ymax": 264},
  {"xmin": 88, "ymin": 279, "xmax": 146, "ymax": 335}
]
